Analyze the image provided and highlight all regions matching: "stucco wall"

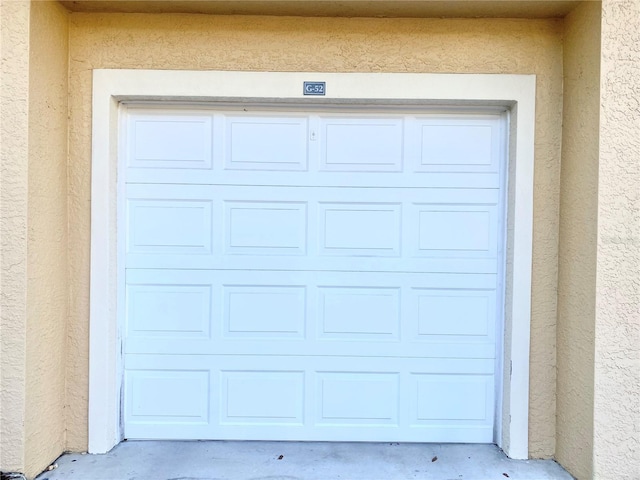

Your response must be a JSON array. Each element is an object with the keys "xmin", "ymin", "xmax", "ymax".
[
  {"xmin": 66, "ymin": 13, "xmax": 564, "ymax": 457},
  {"xmin": 24, "ymin": 1, "xmax": 69, "ymax": 478},
  {"xmin": 593, "ymin": 0, "xmax": 640, "ymax": 478},
  {"xmin": 556, "ymin": 2, "xmax": 600, "ymax": 479},
  {"xmin": 0, "ymin": 0, "xmax": 30, "ymax": 471},
  {"xmin": 1, "ymin": 1, "xmax": 69, "ymax": 477}
]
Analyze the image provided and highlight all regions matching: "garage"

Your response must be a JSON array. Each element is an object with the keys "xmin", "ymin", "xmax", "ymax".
[{"xmin": 121, "ymin": 105, "xmax": 506, "ymax": 443}]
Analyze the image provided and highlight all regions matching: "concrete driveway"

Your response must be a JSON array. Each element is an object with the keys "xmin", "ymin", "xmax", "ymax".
[{"xmin": 34, "ymin": 441, "xmax": 574, "ymax": 480}]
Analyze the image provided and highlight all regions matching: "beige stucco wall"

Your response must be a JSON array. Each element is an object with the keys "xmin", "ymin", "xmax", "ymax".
[
  {"xmin": 65, "ymin": 13, "xmax": 564, "ymax": 457},
  {"xmin": 1, "ymin": 1, "xmax": 69, "ymax": 477},
  {"xmin": 24, "ymin": 0, "xmax": 69, "ymax": 477},
  {"xmin": 556, "ymin": 2, "xmax": 601, "ymax": 479},
  {"xmin": 593, "ymin": 0, "xmax": 640, "ymax": 478},
  {"xmin": 0, "ymin": 0, "xmax": 31, "ymax": 471}
]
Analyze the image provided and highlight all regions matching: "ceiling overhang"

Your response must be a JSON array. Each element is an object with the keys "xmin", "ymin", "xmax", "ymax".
[{"xmin": 59, "ymin": 0, "xmax": 583, "ymax": 18}]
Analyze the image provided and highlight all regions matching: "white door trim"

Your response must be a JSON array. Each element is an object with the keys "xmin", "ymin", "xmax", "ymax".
[{"xmin": 89, "ymin": 70, "xmax": 535, "ymax": 458}]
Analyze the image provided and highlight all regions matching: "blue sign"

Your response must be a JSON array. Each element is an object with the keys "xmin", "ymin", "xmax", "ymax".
[{"xmin": 303, "ymin": 82, "xmax": 326, "ymax": 96}]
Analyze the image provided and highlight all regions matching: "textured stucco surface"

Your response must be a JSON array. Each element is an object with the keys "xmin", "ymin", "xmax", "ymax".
[
  {"xmin": 556, "ymin": 3, "xmax": 600, "ymax": 479},
  {"xmin": 24, "ymin": 1, "xmax": 69, "ymax": 478},
  {"xmin": 0, "ymin": 1, "xmax": 69, "ymax": 476},
  {"xmin": 0, "ymin": 0, "xmax": 30, "ymax": 472},
  {"xmin": 66, "ymin": 13, "xmax": 564, "ymax": 457},
  {"xmin": 592, "ymin": 0, "xmax": 640, "ymax": 478}
]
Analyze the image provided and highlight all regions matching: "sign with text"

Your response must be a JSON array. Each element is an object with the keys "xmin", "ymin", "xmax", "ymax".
[{"xmin": 303, "ymin": 82, "xmax": 326, "ymax": 96}]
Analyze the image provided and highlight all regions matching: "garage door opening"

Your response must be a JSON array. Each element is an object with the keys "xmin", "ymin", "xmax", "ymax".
[
  {"xmin": 121, "ymin": 105, "xmax": 507, "ymax": 443},
  {"xmin": 89, "ymin": 70, "xmax": 535, "ymax": 458}
]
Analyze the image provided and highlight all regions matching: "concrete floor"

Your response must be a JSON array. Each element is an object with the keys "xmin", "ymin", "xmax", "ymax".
[{"xmin": 35, "ymin": 441, "xmax": 574, "ymax": 480}]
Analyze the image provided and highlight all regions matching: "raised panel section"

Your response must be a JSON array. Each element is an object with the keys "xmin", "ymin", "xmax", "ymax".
[
  {"xmin": 321, "ymin": 118, "xmax": 403, "ymax": 172},
  {"xmin": 410, "ymin": 374, "xmax": 492, "ymax": 424},
  {"xmin": 421, "ymin": 125, "xmax": 492, "ymax": 166},
  {"xmin": 127, "ymin": 199, "xmax": 213, "ymax": 254},
  {"xmin": 320, "ymin": 203, "xmax": 401, "ymax": 256},
  {"xmin": 420, "ymin": 211, "xmax": 489, "ymax": 251},
  {"xmin": 415, "ymin": 205, "xmax": 497, "ymax": 257},
  {"xmin": 221, "ymin": 371, "xmax": 304, "ymax": 425},
  {"xmin": 127, "ymin": 284, "xmax": 211, "ymax": 338},
  {"xmin": 317, "ymin": 372, "xmax": 399, "ymax": 425},
  {"xmin": 413, "ymin": 117, "xmax": 500, "ymax": 173},
  {"xmin": 319, "ymin": 287, "xmax": 399, "ymax": 340},
  {"xmin": 126, "ymin": 370, "xmax": 210, "ymax": 424},
  {"xmin": 125, "ymin": 270, "xmax": 497, "ymax": 358},
  {"xmin": 414, "ymin": 289, "xmax": 494, "ymax": 338},
  {"xmin": 226, "ymin": 116, "xmax": 308, "ymax": 171},
  {"xmin": 129, "ymin": 114, "xmax": 212, "ymax": 169},
  {"xmin": 223, "ymin": 285, "xmax": 306, "ymax": 338},
  {"xmin": 224, "ymin": 201, "xmax": 307, "ymax": 255}
]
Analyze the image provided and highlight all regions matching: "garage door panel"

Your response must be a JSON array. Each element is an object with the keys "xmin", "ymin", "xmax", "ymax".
[
  {"xmin": 125, "ymin": 354, "xmax": 496, "ymax": 374},
  {"xmin": 225, "ymin": 115, "xmax": 309, "ymax": 172},
  {"xmin": 126, "ymin": 199, "xmax": 213, "ymax": 255},
  {"xmin": 224, "ymin": 284, "xmax": 307, "ymax": 338},
  {"xmin": 123, "ymin": 107, "xmax": 505, "ymax": 443},
  {"xmin": 220, "ymin": 370, "xmax": 305, "ymax": 425},
  {"xmin": 320, "ymin": 117, "xmax": 404, "ymax": 172},
  {"xmin": 126, "ymin": 422, "xmax": 493, "ymax": 443},
  {"xmin": 126, "ymin": 338, "xmax": 496, "ymax": 359},
  {"xmin": 413, "ymin": 289, "xmax": 496, "ymax": 339},
  {"xmin": 126, "ymin": 283, "xmax": 211, "ymax": 339},
  {"xmin": 125, "ymin": 269, "xmax": 497, "ymax": 357},
  {"xmin": 126, "ymin": 252, "xmax": 500, "ymax": 273},
  {"xmin": 320, "ymin": 203, "xmax": 401, "ymax": 256},
  {"xmin": 420, "ymin": 123, "xmax": 493, "ymax": 167},
  {"xmin": 127, "ymin": 183, "xmax": 500, "ymax": 204},
  {"xmin": 411, "ymin": 204, "xmax": 499, "ymax": 259},
  {"xmin": 125, "ymin": 369, "xmax": 211, "ymax": 426},
  {"xmin": 410, "ymin": 374, "xmax": 493, "ymax": 425},
  {"xmin": 316, "ymin": 372, "xmax": 399, "ymax": 425},
  {"xmin": 126, "ymin": 185, "xmax": 500, "ymax": 271},
  {"xmin": 127, "ymin": 113, "xmax": 213, "ymax": 171},
  {"xmin": 127, "ymin": 170, "xmax": 501, "ymax": 189},
  {"xmin": 125, "ymin": 269, "xmax": 498, "ymax": 290},
  {"xmin": 224, "ymin": 201, "xmax": 308, "ymax": 255},
  {"xmin": 126, "ymin": 110, "xmax": 502, "ymax": 182},
  {"xmin": 318, "ymin": 286, "xmax": 400, "ymax": 340},
  {"xmin": 408, "ymin": 116, "xmax": 502, "ymax": 174},
  {"xmin": 124, "ymin": 355, "xmax": 494, "ymax": 441}
]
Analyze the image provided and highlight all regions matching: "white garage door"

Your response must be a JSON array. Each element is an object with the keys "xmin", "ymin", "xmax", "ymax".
[{"xmin": 122, "ymin": 106, "xmax": 506, "ymax": 443}]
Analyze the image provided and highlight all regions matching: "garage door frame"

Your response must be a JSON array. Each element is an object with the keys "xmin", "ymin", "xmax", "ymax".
[{"xmin": 88, "ymin": 70, "xmax": 536, "ymax": 458}]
